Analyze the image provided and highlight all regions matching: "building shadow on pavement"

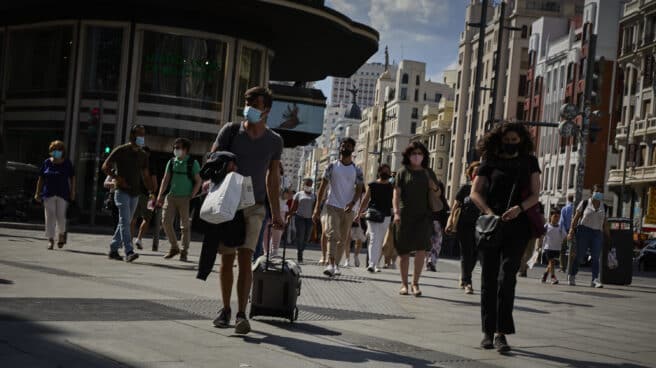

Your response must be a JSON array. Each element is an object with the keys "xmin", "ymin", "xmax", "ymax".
[
  {"xmin": 0, "ymin": 314, "xmax": 129, "ymax": 367},
  {"xmin": 511, "ymin": 348, "xmax": 651, "ymax": 368},
  {"xmin": 240, "ymin": 330, "xmax": 436, "ymax": 367}
]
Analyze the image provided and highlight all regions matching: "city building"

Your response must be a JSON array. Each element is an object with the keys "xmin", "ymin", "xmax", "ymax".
[
  {"xmin": 411, "ymin": 99, "xmax": 454, "ymax": 183},
  {"xmin": 608, "ymin": 0, "xmax": 656, "ymax": 231},
  {"xmin": 448, "ymin": 0, "xmax": 583, "ymax": 201},
  {"xmin": 281, "ymin": 146, "xmax": 305, "ymax": 191},
  {"xmin": 331, "ymin": 61, "xmax": 392, "ymax": 108},
  {"xmin": 0, "ymin": 0, "xmax": 378, "ymax": 222},
  {"xmin": 525, "ymin": 0, "xmax": 622, "ymax": 213}
]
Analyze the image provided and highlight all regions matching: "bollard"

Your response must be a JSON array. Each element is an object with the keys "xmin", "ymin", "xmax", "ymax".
[{"xmin": 152, "ymin": 207, "xmax": 161, "ymax": 251}]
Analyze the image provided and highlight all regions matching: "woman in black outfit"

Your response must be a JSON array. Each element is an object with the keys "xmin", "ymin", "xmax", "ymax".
[
  {"xmin": 446, "ymin": 161, "xmax": 480, "ymax": 295},
  {"xmin": 470, "ymin": 122, "xmax": 541, "ymax": 353}
]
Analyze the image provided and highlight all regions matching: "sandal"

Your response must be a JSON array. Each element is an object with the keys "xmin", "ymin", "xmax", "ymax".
[
  {"xmin": 411, "ymin": 285, "xmax": 422, "ymax": 297},
  {"xmin": 399, "ymin": 285, "xmax": 409, "ymax": 295}
]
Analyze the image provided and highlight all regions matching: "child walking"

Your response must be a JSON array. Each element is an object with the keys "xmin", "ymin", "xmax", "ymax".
[{"xmin": 540, "ymin": 209, "xmax": 567, "ymax": 285}]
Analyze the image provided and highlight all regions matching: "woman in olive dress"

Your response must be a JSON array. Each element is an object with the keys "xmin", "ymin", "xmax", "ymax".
[{"xmin": 392, "ymin": 142, "xmax": 441, "ymax": 297}]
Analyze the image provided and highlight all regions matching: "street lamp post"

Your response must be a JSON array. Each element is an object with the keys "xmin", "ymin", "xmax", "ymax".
[{"xmin": 620, "ymin": 62, "xmax": 641, "ymax": 229}]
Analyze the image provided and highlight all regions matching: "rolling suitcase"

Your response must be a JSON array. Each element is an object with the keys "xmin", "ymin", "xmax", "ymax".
[{"xmin": 250, "ymin": 225, "xmax": 301, "ymax": 322}]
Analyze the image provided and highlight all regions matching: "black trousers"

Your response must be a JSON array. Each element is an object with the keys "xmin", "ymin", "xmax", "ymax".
[
  {"xmin": 456, "ymin": 221, "xmax": 478, "ymax": 284},
  {"xmin": 479, "ymin": 218, "xmax": 530, "ymax": 335}
]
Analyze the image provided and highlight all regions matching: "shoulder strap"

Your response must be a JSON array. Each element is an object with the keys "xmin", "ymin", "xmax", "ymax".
[
  {"xmin": 581, "ymin": 199, "xmax": 588, "ymax": 212},
  {"xmin": 186, "ymin": 159, "xmax": 194, "ymax": 182},
  {"xmin": 167, "ymin": 158, "xmax": 174, "ymax": 174},
  {"xmin": 227, "ymin": 122, "xmax": 241, "ymax": 152}
]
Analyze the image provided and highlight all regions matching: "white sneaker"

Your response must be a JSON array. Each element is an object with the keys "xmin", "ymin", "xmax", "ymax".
[
  {"xmin": 342, "ymin": 259, "xmax": 350, "ymax": 268},
  {"xmin": 323, "ymin": 264, "xmax": 335, "ymax": 277},
  {"xmin": 367, "ymin": 265, "xmax": 375, "ymax": 273},
  {"xmin": 374, "ymin": 267, "xmax": 381, "ymax": 273},
  {"xmin": 354, "ymin": 256, "xmax": 360, "ymax": 267},
  {"xmin": 568, "ymin": 275, "xmax": 576, "ymax": 286},
  {"xmin": 334, "ymin": 265, "xmax": 342, "ymax": 276},
  {"xmin": 592, "ymin": 279, "xmax": 603, "ymax": 288}
]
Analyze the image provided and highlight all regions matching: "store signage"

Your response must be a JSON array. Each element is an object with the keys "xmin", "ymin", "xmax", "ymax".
[
  {"xmin": 645, "ymin": 186, "xmax": 656, "ymax": 224},
  {"xmin": 143, "ymin": 54, "xmax": 222, "ymax": 80}
]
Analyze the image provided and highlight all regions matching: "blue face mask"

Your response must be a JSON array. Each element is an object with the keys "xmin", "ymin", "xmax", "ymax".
[
  {"xmin": 243, "ymin": 106, "xmax": 262, "ymax": 123},
  {"xmin": 592, "ymin": 192, "xmax": 603, "ymax": 201},
  {"xmin": 51, "ymin": 150, "xmax": 63, "ymax": 159},
  {"xmin": 135, "ymin": 136, "xmax": 145, "ymax": 147}
]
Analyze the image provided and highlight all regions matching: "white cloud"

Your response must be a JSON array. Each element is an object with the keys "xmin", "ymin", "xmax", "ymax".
[{"xmin": 368, "ymin": 0, "xmax": 451, "ymax": 43}]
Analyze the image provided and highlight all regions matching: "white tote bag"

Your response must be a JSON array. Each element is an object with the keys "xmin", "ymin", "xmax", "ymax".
[
  {"xmin": 238, "ymin": 176, "xmax": 255, "ymax": 210},
  {"xmin": 200, "ymin": 172, "xmax": 243, "ymax": 224}
]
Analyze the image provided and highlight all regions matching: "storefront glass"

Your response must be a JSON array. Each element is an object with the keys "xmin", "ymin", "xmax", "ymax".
[
  {"xmin": 235, "ymin": 46, "xmax": 263, "ymax": 118},
  {"xmin": 76, "ymin": 26, "xmax": 124, "ymax": 216}
]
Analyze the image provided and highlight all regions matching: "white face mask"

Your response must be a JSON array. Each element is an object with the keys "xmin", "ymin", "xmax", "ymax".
[
  {"xmin": 174, "ymin": 149, "xmax": 184, "ymax": 158},
  {"xmin": 304, "ymin": 186, "xmax": 313, "ymax": 192}
]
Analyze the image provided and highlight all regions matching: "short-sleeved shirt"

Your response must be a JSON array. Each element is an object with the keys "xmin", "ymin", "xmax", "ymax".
[
  {"xmin": 165, "ymin": 156, "xmax": 201, "ymax": 197},
  {"xmin": 214, "ymin": 122, "xmax": 283, "ymax": 203},
  {"xmin": 39, "ymin": 158, "xmax": 75, "ymax": 201},
  {"xmin": 477, "ymin": 155, "xmax": 541, "ymax": 215},
  {"xmin": 543, "ymin": 223, "xmax": 566, "ymax": 251},
  {"xmin": 323, "ymin": 160, "xmax": 364, "ymax": 209},
  {"xmin": 367, "ymin": 181, "xmax": 393, "ymax": 217},
  {"xmin": 578, "ymin": 198, "xmax": 606, "ymax": 231},
  {"xmin": 106, "ymin": 143, "xmax": 148, "ymax": 196},
  {"xmin": 293, "ymin": 190, "xmax": 316, "ymax": 219}
]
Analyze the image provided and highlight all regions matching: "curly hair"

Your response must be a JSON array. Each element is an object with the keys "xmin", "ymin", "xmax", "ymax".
[
  {"xmin": 401, "ymin": 141, "xmax": 430, "ymax": 168},
  {"xmin": 476, "ymin": 121, "xmax": 534, "ymax": 160},
  {"xmin": 466, "ymin": 161, "xmax": 480, "ymax": 180}
]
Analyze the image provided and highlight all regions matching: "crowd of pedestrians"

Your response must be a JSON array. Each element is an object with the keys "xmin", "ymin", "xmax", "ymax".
[{"xmin": 33, "ymin": 86, "xmax": 619, "ymax": 352}]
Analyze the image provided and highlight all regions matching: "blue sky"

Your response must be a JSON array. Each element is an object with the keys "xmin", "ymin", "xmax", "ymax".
[{"xmin": 315, "ymin": 0, "xmax": 469, "ymax": 102}]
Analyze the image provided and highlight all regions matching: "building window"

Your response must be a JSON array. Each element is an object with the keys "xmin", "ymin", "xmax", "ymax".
[
  {"xmin": 435, "ymin": 93, "xmax": 442, "ymax": 102},
  {"xmin": 518, "ymin": 75, "xmax": 528, "ymax": 96},
  {"xmin": 521, "ymin": 25, "xmax": 528, "ymax": 39},
  {"xmin": 400, "ymin": 87, "xmax": 407, "ymax": 100},
  {"xmin": 438, "ymin": 158, "xmax": 443, "ymax": 169},
  {"xmin": 439, "ymin": 134, "xmax": 445, "ymax": 146},
  {"xmin": 414, "ymin": 89, "xmax": 419, "ymax": 102},
  {"xmin": 516, "ymin": 103, "xmax": 524, "ymax": 120},
  {"xmin": 402, "ymin": 73, "xmax": 409, "ymax": 84},
  {"xmin": 569, "ymin": 164, "xmax": 576, "ymax": 189},
  {"xmin": 416, "ymin": 75, "xmax": 420, "ymax": 86},
  {"xmin": 412, "ymin": 108, "xmax": 418, "ymax": 119},
  {"xmin": 411, "ymin": 121, "xmax": 417, "ymax": 134},
  {"xmin": 557, "ymin": 166, "xmax": 564, "ymax": 190}
]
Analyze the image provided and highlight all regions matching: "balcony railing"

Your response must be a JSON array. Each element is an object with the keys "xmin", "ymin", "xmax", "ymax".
[
  {"xmin": 610, "ymin": 165, "xmax": 656, "ymax": 185},
  {"xmin": 624, "ymin": 1, "xmax": 642, "ymax": 17}
]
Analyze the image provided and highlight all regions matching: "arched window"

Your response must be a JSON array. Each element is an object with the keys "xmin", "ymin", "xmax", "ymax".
[
  {"xmin": 415, "ymin": 75, "xmax": 420, "ymax": 85},
  {"xmin": 402, "ymin": 73, "xmax": 409, "ymax": 84}
]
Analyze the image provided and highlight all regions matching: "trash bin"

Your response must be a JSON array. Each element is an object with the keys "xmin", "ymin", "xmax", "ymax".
[{"xmin": 602, "ymin": 218, "xmax": 633, "ymax": 285}]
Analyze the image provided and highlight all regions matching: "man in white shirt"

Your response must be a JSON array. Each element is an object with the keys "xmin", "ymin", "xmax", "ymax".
[{"xmin": 312, "ymin": 137, "xmax": 364, "ymax": 277}]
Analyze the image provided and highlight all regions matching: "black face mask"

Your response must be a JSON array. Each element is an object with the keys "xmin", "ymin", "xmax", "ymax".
[
  {"xmin": 502, "ymin": 143, "xmax": 519, "ymax": 155},
  {"xmin": 340, "ymin": 148, "xmax": 353, "ymax": 156},
  {"xmin": 380, "ymin": 173, "xmax": 391, "ymax": 180}
]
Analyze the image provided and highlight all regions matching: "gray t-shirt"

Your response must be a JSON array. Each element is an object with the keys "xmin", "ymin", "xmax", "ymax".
[
  {"xmin": 293, "ymin": 190, "xmax": 316, "ymax": 218},
  {"xmin": 214, "ymin": 122, "xmax": 283, "ymax": 203}
]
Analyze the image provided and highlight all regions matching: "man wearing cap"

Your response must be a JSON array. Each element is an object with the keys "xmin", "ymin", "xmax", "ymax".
[{"xmin": 209, "ymin": 86, "xmax": 284, "ymax": 334}]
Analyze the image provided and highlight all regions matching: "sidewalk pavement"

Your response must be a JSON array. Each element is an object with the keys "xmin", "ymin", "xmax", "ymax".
[{"xmin": 1, "ymin": 227, "xmax": 655, "ymax": 368}]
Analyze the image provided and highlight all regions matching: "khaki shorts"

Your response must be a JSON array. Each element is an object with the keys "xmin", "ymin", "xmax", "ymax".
[{"xmin": 218, "ymin": 204, "xmax": 266, "ymax": 255}]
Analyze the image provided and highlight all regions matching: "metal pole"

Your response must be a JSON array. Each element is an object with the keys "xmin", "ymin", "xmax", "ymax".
[
  {"xmin": 468, "ymin": 0, "xmax": 488, "ymax": 163},
  {"xmin": 378, "ymin": 100, "xmax": 387, "ymax": 168},
  {"xmin": 89, "ymin": 100, "xmax": 103, "ymax": 226},
  {"xmin": 489, "ymin": 0, "xmax": 505, "ymax": 124}
]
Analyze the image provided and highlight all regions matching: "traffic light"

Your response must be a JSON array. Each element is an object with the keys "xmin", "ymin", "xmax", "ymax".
[
  {"xmin": 104, "ymin": 145, "xmax": 111, "ymax": 154},
  {"xmin": 88, "ymin": 107, "xmax": 101, "ymax": 136},
  {"xmin": 590, "ymin": 57, "xmax": 604, "ymax": 106}
]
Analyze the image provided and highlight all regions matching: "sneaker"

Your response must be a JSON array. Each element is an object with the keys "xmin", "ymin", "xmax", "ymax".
[
  {"xmin": 427, "ymin": 262, "xmax": 437, "ymax": 272},
  {"xmin": 47, "ymin": 240, "xmax": 54, "ymax": 250},
  {"xmin": 213, "ymin": 308, "xmax": 231, "ymax": 328},
  {"xmin": 374, "ymin": 267, "xmax": 381, "ymax": 273},
  {"xmin": 367, "ymin": 265, "xmax": 375, "ymax": 273},
  {"xmin": 551, "ymin": 278, "xmax": 559, "ymax": 285},
  {"xmin": 592, "ymin": 279, "xmax": 603, "ymax": 288},
  {"xmin": 541, "ymin": 273, "xmax": 548, "ymax": 284},
  {"xmin": 234, "ymin": 312, "xmax": 251, "ymax": 334},
  {"xmin": 135, "ymin": 240, "xmax": 143, "ymax": 250},
  {"xmin": 382, "ymin": 264, "xmax": 389, "ymax": 269},
  {"xmin": 164, "ymin": 248, "xmax": 180, "ymax": 259},
  {"xmin": 179, "ymin": 251, "xmax": 188, "ymax": 262},
  {"xmin": 334, "ymin": 265, "xmax": 342, "ymax": 276},
  {"xmin": 464, "ymin": 284, "xmax": 474, "ymax": 295},
  {"xmin": 458, "ymin": 280, "xmax": 465, "ymax": 289},
  {"xmin": 342, "ymin": 259, "xmax": 350, "ymax": 268},
  {"xmin": 480, "ymin": 334, "xmax": 494, "ymax": 349},
  {"xmin": 494, "ymin": 335, "xmax": 511, "ymax": 353},
  {"xmin": 323, "ymin": 264, "xmax": 335, "ymax": 277},
  {"xmin": 568, "ymin": 275, "xmax": 576, "ymax": 286},
  {"xmin": 354, "ymin": 256, "xmax": 360, "ymax": 267},
  {"xmin": 108, "ymin": 251, "xmax": 122, "ymax": 260},
  {"xmin": 125, "ymin": 252, "xmax": 139, "ymax": 263}
]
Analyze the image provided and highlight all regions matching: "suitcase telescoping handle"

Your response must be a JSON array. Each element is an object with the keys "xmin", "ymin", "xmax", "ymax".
[{"xmin": 265, "ymin": 223, "xmax": 287, "ymax": 273}]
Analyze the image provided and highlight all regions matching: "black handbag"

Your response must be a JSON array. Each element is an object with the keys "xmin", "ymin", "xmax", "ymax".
[
  {"xmin": 365, "ymin": 208, "xmax": 385, "ymax": 223},
  {"xmin": 475, "ymin": 168, "xmax": 519, "ymax": 249}
]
